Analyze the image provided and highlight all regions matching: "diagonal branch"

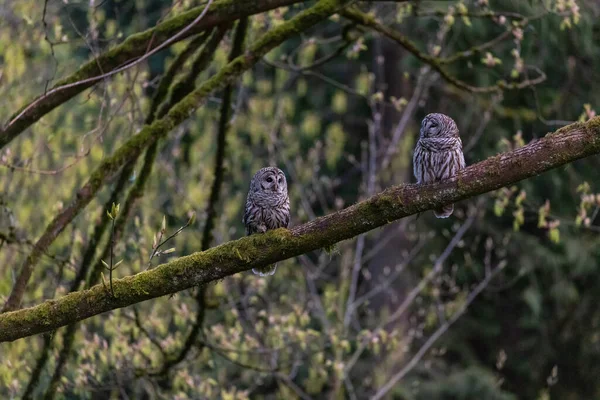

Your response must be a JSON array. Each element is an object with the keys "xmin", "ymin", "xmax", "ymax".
[
  {"xmin": 1, "ymin": 116, "xmax": 599, "ymax": 342},
  {"xmin": 33, "ymin": 26, "xmax": 219, "ymax": 399},
  {"xmin": 1, "ymin": 0, "xmax": 348, "ymax": 313},
  {"xmin": 0, "ymin": 0, "xmax": 307, "ymax": 149}
]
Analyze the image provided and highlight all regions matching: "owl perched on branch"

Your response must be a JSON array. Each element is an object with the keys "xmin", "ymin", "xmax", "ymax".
[
  {"xmin": 413, "ymin": 113, "xmax": 466, "ymax": 218},
  {"xmin": 243, "ymin": 167, "xmax": 291, "ymax": 276}
]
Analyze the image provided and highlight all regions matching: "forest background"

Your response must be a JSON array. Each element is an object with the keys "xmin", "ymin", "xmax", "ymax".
[{"xmin": 1, "ymin": 0, "xmax": 600, "ymax": 399}]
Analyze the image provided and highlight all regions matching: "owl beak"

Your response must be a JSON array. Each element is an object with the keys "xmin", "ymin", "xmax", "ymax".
[{"xmin": 274, "ymin": 183, "xmax": 279, "ymax": 191}]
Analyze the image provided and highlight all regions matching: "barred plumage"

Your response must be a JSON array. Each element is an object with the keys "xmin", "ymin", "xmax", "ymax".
[
  {"xmin": 413, "ymin": 113, "xmax": 466, "ymax": 218},
  {"xmin": 243, "ymin": 167, "xmax": 290, "ymax": 276}
]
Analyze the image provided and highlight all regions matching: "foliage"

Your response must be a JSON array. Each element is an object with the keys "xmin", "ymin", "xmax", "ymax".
[{"xmin": 1, "ymin": 0, "xmax": 600, "ymax": 399}]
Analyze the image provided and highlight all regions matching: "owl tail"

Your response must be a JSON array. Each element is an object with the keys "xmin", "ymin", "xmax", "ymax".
[
  {"xmin": 252, "ymin": 263, "xmax": 277, "ymax": 276},
  {"xmin": 434, "ymin": 204, "xmax": 454, "ymax": 219}
]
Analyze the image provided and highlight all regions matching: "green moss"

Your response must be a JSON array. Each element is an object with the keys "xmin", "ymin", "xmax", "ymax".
[
  {"xmin": 552, "ymin": 121, "xmax": 585, "ymax": 137},
  {"xmin": 456, "ymin": 173, "xmax": 467, "ymax": 191},
  {"xmin": 323, "ymin": 243, "xmax": 339, "ymax": 255},
  {"xmin": 234, "ymin": 248, "xmax": 245, "ymax": 260},
  {"xmin": 585, "ymin": 116, "xmax": 600, "ymax": 138}
]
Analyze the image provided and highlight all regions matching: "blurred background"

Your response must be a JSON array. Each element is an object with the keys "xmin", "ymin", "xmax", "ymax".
[{"xmin": 1, "ymin": 0, "xmax": 600, "ymax": 398}]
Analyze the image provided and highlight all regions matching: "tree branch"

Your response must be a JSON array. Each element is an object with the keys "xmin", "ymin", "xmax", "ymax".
[
  {"xmin": 1, "ymin": 0, "xmax": 348, "ymax": 313},
  {"xmin": 21, "ymin": 161, "xmax": 136, "ymax": 400},
  {"xmin": 370, "ymin": 262, "xmax": 504, "ymax": 400},
  {"xmin": 145, "ymin": 32, "xmax": 210, "ymax": 124},
  {"xmin": 0, "ymin": 0, "xmax": 306, "ymax": 149},
  {"xmin": 1, "ymin": 117, "xmax": 599, "ymax": 342},
  {"xmin": 155, "ymin": 25, "xmax": 231, "ymax": 120},
  {"xmin": 340, "ymin": 8, "xmax": 546, "ymax": 93}
]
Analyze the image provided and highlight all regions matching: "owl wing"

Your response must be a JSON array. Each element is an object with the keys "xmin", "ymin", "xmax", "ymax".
[
  {"xmin": 413, "ymin": 142, "xmax": 424, "ymax": 184},
  {"xmin": 243, "ymin": 197, "xmax": 255, "ymax": 235},
  {"xmin": 282, "ymin": 206, "xmax": 291, "ymax": 228},
  {"xmin": 458, "ymin": 147, "xmax": 466, "ymax": 169}
]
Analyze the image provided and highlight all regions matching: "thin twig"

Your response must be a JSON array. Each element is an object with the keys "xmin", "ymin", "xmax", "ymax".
[
  {"xmin": 109, "ymin": 214, "xmax": 116, "ymax": 297},
  {"xmin": 4, "ymin": 0, "xmax": 216, "ymax": 132},
  {"xmin": 147, "ymin": 214, "xmax": 195, "ymax": 268}
]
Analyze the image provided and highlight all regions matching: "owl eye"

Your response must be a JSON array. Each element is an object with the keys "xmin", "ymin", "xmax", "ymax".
[
  {"xmin": 278, "ymin": 177, "xmax": 282, "ymax": 183},
  {"xmin": 266, "ymin": 177, "xmax": 273, "ymax": 183}
]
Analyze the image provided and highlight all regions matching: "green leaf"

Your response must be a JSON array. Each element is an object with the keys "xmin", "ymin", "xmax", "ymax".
[
  {"xmin": 548, "ymin": 228, "xmax": 560, "ymax": 244},
  {"xmin": 523, "ymin": 287, "xmax": 542, "ymax": 318}
]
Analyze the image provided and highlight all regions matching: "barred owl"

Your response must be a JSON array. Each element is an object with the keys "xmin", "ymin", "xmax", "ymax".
[
  {"xmin": 413, "ymin": 113, "xmax": 466, "ymax": 218},
  {"xmin": 243, "ymin": 167, "xmax": 291, "ymax": 276}
]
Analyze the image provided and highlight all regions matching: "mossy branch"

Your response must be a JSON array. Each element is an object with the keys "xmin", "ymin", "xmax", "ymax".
[
  {"xmin": 24, "ymin": 37, "xmax": 201, "ymax": 397},
  {"xmin": 1, "ymin": 0, "xmax": 347, "ymax": 313},
  {"xmin": 156, "ymin": 25, "xmax": 231, "ymax": 119},
  {"xmin": 1, "ymin": 117, "xmax": 599, "ymax": 343},
  {"xmin": 0, "ymin": 0, "xmax": 306, "ymax": 149},
  {"xmin": 21, "ymin": 162, "xmax": 135, "ymax": 400},
  {"xmin": 145, "ymin": 32, "xmax": 211, "ymax": 124},
  {"xmin": 32, "ymin": 34, "xmax": 213, "ymax": 397}
]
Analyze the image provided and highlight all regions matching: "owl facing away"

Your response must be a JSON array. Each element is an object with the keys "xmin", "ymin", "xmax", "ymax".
[
  {"xmin": 243, "ymin": 167, "xmax": 291, "ymax": 276},
  {"xmin": 413, "ymin": 113, "xmax": 466, "ymax": 218}
]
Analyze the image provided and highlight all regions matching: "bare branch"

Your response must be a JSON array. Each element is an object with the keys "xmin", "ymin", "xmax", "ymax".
[
  {"xmin": 370, "ymin": 262, "xmax": 505, "ymax": 400},
  {"xmin": 340, "ymin": 8, "xmax": 546, "ymax": 93},
  {"xmin": 4, "ymin": 0, "xmax": 216, "ymax": 138}
]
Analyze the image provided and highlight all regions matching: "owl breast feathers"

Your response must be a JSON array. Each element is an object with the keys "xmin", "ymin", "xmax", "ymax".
[
  {"xmin": 243, "ymin": 167, "xmax": 291, "ymax": 276},
  {"xmin": 413, "ymin": 113, "xmax": 466, "ymax": 218}
]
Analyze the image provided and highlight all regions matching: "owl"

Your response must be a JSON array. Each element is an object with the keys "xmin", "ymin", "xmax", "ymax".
[
  {"xmin": 413, "ymin": 113, "xmax": 466, "ymax": 218},
  {"xmin": 243, "ymin": 167, "xmax": 291, "ymax": 276}
]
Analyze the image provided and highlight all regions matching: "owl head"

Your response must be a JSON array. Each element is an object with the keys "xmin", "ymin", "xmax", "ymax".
[
  {"xmin": 251, "ymin": 167, "xmax": 288, "ymax": 196},
  {"xmin": 420, "ymin": 113, "xmax": 459, "ymax": 139}
]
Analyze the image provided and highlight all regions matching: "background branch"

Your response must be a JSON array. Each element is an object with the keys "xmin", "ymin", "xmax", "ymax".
[
  {"xmin": 341, "ymin": 8, "xmax": 547, "ymax": 93},
  {"xmin": 0, "ymin": 0, "xmax": 306, "ymax": 148}
]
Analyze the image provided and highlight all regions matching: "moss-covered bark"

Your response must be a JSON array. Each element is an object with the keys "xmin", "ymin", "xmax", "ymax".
[
  {"xmin": 21, "ymin": 161, "xmax": 136, "ymax": 400},
  {"xmin": 1, "ymin": 116, "xmax": 599, "ymax": 343},
  {"xmin": 0, "ymin": 0, "xmax": 306, "ymax": 149},
  {"xmin": 156, "ymin": 25, "xmax": 231, "ymax": 119},
  {"xmin": 1, "ymin": 0, "xmax": 347, "ymax": 313},
  {"xmin": 145, "ymin": 32, "xmax": 210, "ymax": 124}
]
